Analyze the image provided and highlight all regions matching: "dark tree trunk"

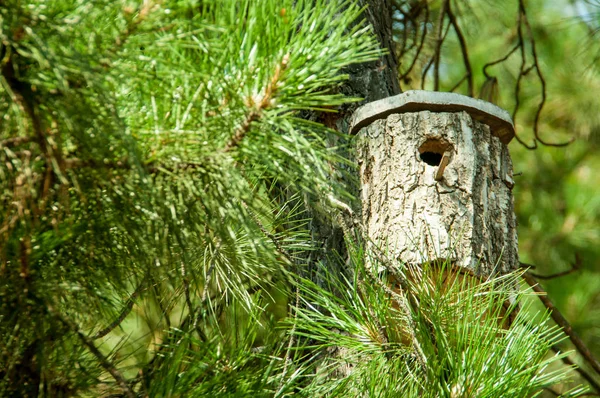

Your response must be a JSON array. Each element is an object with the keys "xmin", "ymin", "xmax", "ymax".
[
  {"xmin": 300, "ymin": 0, "xmax": 401, "ymax": 377},
  {"xmin": 308, "ymin": 0, "xmax": 400, "ymax": 277},
  {"xmin": 351, "ymin": 0, "xmax": 401, "ymax": 102}
]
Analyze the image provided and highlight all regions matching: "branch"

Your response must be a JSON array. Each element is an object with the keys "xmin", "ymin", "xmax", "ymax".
[
  {"xmin": 45, "ymin": 303, "xmax": 135, "ymax": 398},
  {"xmin": 424, "ymin": 19, "xmax": 450, "ymax": 90},
  {"xmin": 365, "ymin": 268, "xmax": 428, "ymax": 368},
  {"xmin": 421, "ymin": 57, "xmax": 434, "ymax": 90},
  {"xmin": 397, "ymin": 5, "xmax": 422, "ymax": 59},
  {"xmin": 449, "ymin": 74, "xmax": 469, "ymax": 93},
  {"xmin": 115, "ymin": 1, "xmax": 156, "ymax": 48},
  {"xmin": 397, "ymin": 10, "xmax": 409, "ymax": 62},
  {"xmin": 399, "ymin": 2, "xmax": 429, "ymax": 83},
  {"xmin": 433, "ymin": 0, "xmax": 449, "ymax": 91},
  {"xmin": 0, "ymin": 136, "xmax": 34, "ymax": 148},
  {"xmin": 241, "ymin": 198, "xmax": 301, "ymax": 388},
  {"xmin": 482, "ymin": 42, "xmax": 520, "ymax": 79},
  {"xmin": 223, "ymin": 53, "xmax": 290, "ymax": 152},
  {"xmin": 522, "ymin": 270, "xmax": 600, "ymax": 387},
  {"xmin": 446, "ymin": 2, "xmax": 473, "ymax": 97},
  {"xmin": 551, "ymin": 345, "xmax": 600, "ymax": 394},
  {"xmin": 543, "ymin": 386, "xmax": 561, "ymax": 396},
  {"xmin": 63, "ymin": 157, "xmax": 129, "ymax": 169},
  {"xmin": 512, "ymin": 5, "xmax": 537, "ymax": 150},
  {"xmin": 1, "ymin": 55, "xmax": 49, "ymax": 156},
  {"xmin": 223, "ymin": 110, "xmax": 261, "ymax": 153},
  {"xmin": 151, "ymin": 275, "xmax": 171, "ymax": 330},
  {"xmin": 521, "ymin": 255, "xmax": 582, "ymax": 280},
  {"xmin": 177, "ymin": 246, "xmax": 208, "ymax": 342},
  {"xmin": 519, "ymin": 1, "xmax": 573, "ymax": 147},
  {"xmin": 93, "ymin": 282, "xmax": 145, "ymax": 340},
  {"xmin": 277, "ymin": 282, "xmax": 300, "ymax": 395},
  {"xmin": 512, "ymin": 1, "xmax": 573, "ymax": 149}
]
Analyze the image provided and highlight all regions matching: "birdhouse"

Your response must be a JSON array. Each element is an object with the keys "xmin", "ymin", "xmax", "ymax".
[{"xmin": 351, "ymin": 90, "xmax": 517, "ymax": 277}]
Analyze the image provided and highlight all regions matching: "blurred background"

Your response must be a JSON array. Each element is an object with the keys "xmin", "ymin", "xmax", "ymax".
[{"xmin": 391, "ymin": 0, "xmax": 600, "ymax": 391}]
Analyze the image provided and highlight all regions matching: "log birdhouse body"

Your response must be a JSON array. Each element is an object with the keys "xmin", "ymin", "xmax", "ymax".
[{"xmin": 351, "ymin": 91, "xmax": 518, "ymax": 276}]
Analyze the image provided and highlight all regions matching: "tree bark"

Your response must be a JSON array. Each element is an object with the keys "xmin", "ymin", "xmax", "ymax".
[
  {"xmin": 356, "ymin": 111, "xmax": 518, "ymax": 276},
  {"xmin": 307, "ymin": 0, "xmax": 400, "ymax": 275},
  {"xmin": 345, "ymin": 0, "xmax": 401, "ymax": 103},
  {"xmin": 304, "ymin": 0, "xmax": 401, "ymax": 378}
]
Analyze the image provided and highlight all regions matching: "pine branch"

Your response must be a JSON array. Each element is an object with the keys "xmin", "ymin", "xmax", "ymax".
[
  {"xmin": 522, "ymin": 269, "xmax": 600, "ymax": 390},
  {"xmin": 223, "ymin": 54, "xmax": 290, "ymax": 152},
  {"xmin": 365, "ymin": 269, "xmax": 428, "ymax": 367},
  {"xmin": 45, "ymin": 303, "xmax": 135, "ymax": 398},
  {"xmin": 93, "ymin": 282, "xmax": 146, "ymax": 340},
  {"xmin": 115, "ymin": 0, "xmax": 156, "ymax": 49}
]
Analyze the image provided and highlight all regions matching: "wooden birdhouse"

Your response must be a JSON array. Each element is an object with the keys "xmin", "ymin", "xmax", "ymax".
[{"xmin": 351, "ymin": 90, "xmax": 517, "ymax": 277}]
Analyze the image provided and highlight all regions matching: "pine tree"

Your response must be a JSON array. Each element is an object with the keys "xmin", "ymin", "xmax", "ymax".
[{"xmin": 0, "ymin": 0, "xmax": 587, "ymax": 396}]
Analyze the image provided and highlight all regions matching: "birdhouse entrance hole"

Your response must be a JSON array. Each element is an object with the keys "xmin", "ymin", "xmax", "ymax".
[{"xmin": 418, "ymin": 138, "xmax": 451, "ymax": 166}]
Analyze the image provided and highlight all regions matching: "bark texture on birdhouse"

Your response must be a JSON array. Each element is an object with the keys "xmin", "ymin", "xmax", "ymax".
[{"xmin": 354, "ymin": 92, "xmax": 518, "ymax": 277}]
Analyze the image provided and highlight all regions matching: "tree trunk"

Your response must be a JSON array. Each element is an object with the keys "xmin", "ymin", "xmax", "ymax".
[
  {"xmin": 304, "ymin": 0, "xmax": 401, "ymax": 378},
  {"xmin": 356, "ymin": 109, "xmax": 518, "ymax": 276},
  {"xmin": 346, "ymin": 0, "xmax": 401, "ymax": 103},
  {"xmin": 307, "ymin": 0, "xmax": 400, "ymax": 276}
]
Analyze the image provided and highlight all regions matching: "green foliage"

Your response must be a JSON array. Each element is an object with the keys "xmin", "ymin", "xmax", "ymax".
[
  {"xmin": 0, "ymin": 0, "xmax": 594, "ymax": 396},
  {"xmin": 0, "ymin": 0, "xmax": 380, "ymax": 395},
  {"xmin": 290, "ymin": 249, "xmax": 586, "ymax": 397}
]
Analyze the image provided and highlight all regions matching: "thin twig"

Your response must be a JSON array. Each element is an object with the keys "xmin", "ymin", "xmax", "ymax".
[
  {"xmin": 522, "ymin": 255, "xmax": 582, "ymax": 280},
  {"xmin": 433, "ymin": 0, "xmax": 450, "ymax": 91},
  {"xmin": 277, "ymin": 283, "xmax": 300, "ymax": 395},
  {"xmin": 93, "ymin": 282, "xmax": 145, "ymax": 340},
  {"xmin": 483, "ymin": 43, "xmax": 520, "ymax": 79},
  {"xmin": 0, "ymin": 136, "xmax": 34, "ymax": 148},
  {"xmin": 241, "ymin": 199, "xmax": 296, "ymax": 267},
  {"xmin": 45, "ymin": 303, "xmax": 135, "ymax": 398},
  {"xmin": 446, "ymin": 2, "xmax": 473, "ymax": 96},
  {"xmin": 520, "ymin": 1, "xmax": 574, "ymax": 147},
  {"xmin": 421, "ymin": 57, "xmax": 434, "ymax": 90},
  {"xmin": 449, "ymin": 74, "xmax": 468, "ymax": 93},
  {"xmin": 398, "ymin": 10, "xmax": 409, "ymax": 62},
  {"xmin": 2, "ymin": 57, "xmax": 49, "ymax": 157},
  {"xmin": 399, "ymin": 2, "xmax": 429, "ymax": 82},
  {"xmin": 151, "ymin": 274, "xmax": 171, "ymax": 330},
  {"xmin": 512, "ymin": 5, "xmax": 537, "ymax": 150},
  {"xmin": 241, "ymin": 200, "xmax": 300, "ymax": 391},
  {"xmin": 172, "ymin": 229, "xmax": 208, "ymax": 342},
  {"xmin": 543, "ymin": 386, "xmax": 561, "ymax": 396},
  {"xmin": 63, "ymin": 157, "xmax": 128, "ymax": 169},
  {"xmin": 551, "ymin": 345, "xmax": 600, "ymax": 394},
  {"xmin": 400, "ymin": 8, "xmax": 420, "ymax": 57},
  {"xmin": 180, "ymin": 257, "xmax": 207, "ymax": 342},
  {"xmin": 522, "ymin": 270, "xmax": 600, "ymax": 383},
  {"xmin": 423, "ymin": 20, "xmax": 450, "ymax": 90}
]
